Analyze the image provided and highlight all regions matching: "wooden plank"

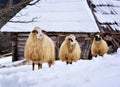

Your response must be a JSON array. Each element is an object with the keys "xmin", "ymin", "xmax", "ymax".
[
  {"xmin": 17, "ymin": 33, "xmax": 29, "ymax": 37},
  {"xmin": 11, "ymin": 33, "xmax": 18, "ymax": 61},
  {"xmin": 0, "ymin": 53, "xmax": 12, "ymax": 58},
  {"xmin": 17, "ymin": 41, "xmax": 26, "ymax": 46},
  {"xmin": 17, "ymin": 45, "xmax": 24, "ymax": 48},
  {"xmin": 18, "ymin": 52, "xmax": 24, "ymax": 55},
  {"xmin": 17, "ymin": 47, "xmax": 24, "ymax": 52},
  {"xmin": 17, "ymin": 37, "xmax": 28, "ymax": 41},
  {"xmin": 112, "ymin": 38, "xmax": 119, "ymax": 47}
]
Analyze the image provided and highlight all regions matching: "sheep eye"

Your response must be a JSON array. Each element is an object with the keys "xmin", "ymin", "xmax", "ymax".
[
  {"xmin": 68, "ymin": 38, "xmax": 73, "ymax": 42},
  {"xmin": 32, "ymin": 30, "xmax": 38, "ymax": 34},
  {"xmin": 42, "ymin": 30, "xmax": 46, "ymax": 34}
]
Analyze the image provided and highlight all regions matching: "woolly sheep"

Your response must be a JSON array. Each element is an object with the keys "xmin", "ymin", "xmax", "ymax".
[
  {"xmin": 91, "ymin": 34, "xmax": 109, "ymax": 57},
  {"xmin": 24, "ymin": 27, "xmax": 55, "ymax": 70},
  {"xmin": 59, "ymin": 34, "xmax": 81, "ymax": 64}
]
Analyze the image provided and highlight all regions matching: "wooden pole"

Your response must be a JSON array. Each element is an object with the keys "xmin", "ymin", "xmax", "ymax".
[{"xmin": 11, "ymin": 33, "xmax": 18, "ymax": 62}]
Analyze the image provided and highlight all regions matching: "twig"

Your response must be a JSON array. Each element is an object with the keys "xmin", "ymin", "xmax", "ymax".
[
  {"xmin": 9, "ymin": 17, "xmax": 37, "ymax": 23},
  {"xmin": 29, "ymin": 0, "xmax": 40, "ymax": 5}
]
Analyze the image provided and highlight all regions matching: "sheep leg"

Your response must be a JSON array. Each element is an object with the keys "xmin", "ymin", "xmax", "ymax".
[
  {"xmin": 38, "ymin": 63, "xmax": 42, "ymax": 69},
  {"xmin": 66, "ymin": 61, "xmax": 72, "ymax": 64},
  {"xmin": 48, "ymin": 60, "xmax": 53, "ymax": 68},
  {"xmin": 92, "ymin": 55, "xmax": 97, "ymax": 57},
  {"xmin": 32, "ymin": 63, "xmax": 35, "ymax": 71},
  {"xmin": 65, "ymin": 57, "xmax": 69, "ymax": 65},
  {"xmin": 66, "ymin": 61, "xmax": 69, "ymax": 65},
  {"xmin": 100, "ymin": 55, "xmax": 103, "ymax": 57},
  {"xmin": 94, "ymin": 55, "xmax": 97, "ymax": 57},
  {"xmin": 70, "ymin": 62, "xmax": 72, "ymax": 64}
]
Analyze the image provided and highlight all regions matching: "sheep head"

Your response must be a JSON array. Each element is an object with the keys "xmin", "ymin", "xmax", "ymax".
[
  {"xmin": 32, "ymin": 26, "xmax": 46, "ymax": 39},
  {"xmin": 93, "ymin": 33, "xmax": 103, "ymax": 44},
  {"xmin": 95, "ymin": 34, "xmax": 102, "ymax": 41},
  {"xmin": 65, "ymin": 34, "xmax": 77, "ymax": 46}
]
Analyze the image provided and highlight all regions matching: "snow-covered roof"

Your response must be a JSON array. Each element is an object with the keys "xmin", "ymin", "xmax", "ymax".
[
  {"xmin": 91, "ymin": 0, "xmax": 120, "ymax": 31},
  {"xmin": 1, "ymin": 0, "xmax": 99, "ymax": 32}
]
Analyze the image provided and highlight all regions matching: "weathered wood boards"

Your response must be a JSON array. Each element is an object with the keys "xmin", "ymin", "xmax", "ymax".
[{"xmin": 11, "ymin": 32, "xmax": 119, "ymax": 61}]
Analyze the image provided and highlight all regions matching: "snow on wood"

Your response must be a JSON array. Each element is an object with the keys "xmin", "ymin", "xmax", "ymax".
[
  {"xmin": 91, "ymin": 0, "xmax": 120, "ymax": 31},
  {"xmin": 95, "ymin": 13, "xmax": 120, "ymax": 23}
]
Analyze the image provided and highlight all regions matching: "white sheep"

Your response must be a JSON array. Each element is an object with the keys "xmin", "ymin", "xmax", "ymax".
[
  {"xmin": 59, "ymin": 34, "xmax": 81, "ymax": 64},
  {"xmin": 91, "ymin": 34, "xmax": 109, "ymax": 57},
  {"xmin": 24, "ymin": 27, "xmax": 55, "ymax": 70}
]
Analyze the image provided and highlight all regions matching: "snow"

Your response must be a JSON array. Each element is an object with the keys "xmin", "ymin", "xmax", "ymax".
[
  {"xmin": 91, "ymin": 0, "xmax": 120, "ymax": 6},
  {"xmin": 0, "ymin": 48, "xmax": 120, "ymax": 87},
  {"xmin": 0, "ymin": 57, "xmax": 26, "ymax": 67},
  {"xmin": 91, "ymin": 0, "xmax": 120, "ymax": 31},
  {"xmin": 1, "ymin": 0, "xmax": 99, "ymax": 32},
  {"xmin": 0, "ymin": 57, "xmax": 12, "ymax": 66},
  {"xmin": 95, "ymin": 13, "xmax": 120, "ymax": 23}
]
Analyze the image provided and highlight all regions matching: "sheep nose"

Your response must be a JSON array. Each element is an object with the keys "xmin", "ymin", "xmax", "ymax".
[
  {"xmin": 95, "ymin": 37, "xmax": 101, "ymax": 41},
  {"xmin": 72, "ymin": 42, "xmax": 77, "ymax": 46},
  {"xmin": 39, "ymin": 34, "xmax": 42, "ymax": 37},
  {"xmin": 37, "ymin": 34, "xmax": 43, "ymax": 39},
  {"xmin": 73, "ymin": 42, "xmax": 76, "ymax": 45}
]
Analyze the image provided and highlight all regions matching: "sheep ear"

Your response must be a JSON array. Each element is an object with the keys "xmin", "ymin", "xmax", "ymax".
[
  {"xmin": 32, "ymin": 30, "xmax": 38, "ymax": 34},
  {"xmin": 94, "ymin": 32, "xmax": 102, "ymax": 37},
  {"xmin": 42, "ymin": 30, "xmax": 46, "ymax": 34}
]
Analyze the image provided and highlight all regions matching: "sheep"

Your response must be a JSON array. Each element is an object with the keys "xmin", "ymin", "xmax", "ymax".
[
  {"xmin": 91, "ymin": 33, "xmax": 109, "ymax": 57},
  {"xmin": 59, "ymin": 34, "xmax": 81, "ymax": 64},
  {"xmin": 24, "ymin": 26, "xmax": 55, "ymax": 70}
]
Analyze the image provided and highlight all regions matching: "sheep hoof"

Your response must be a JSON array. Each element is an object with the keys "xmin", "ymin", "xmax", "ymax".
[
  {"xmin": 70, "ymin": 62, "xmax": 72, "ymax": 64},
  {"xmin": 100, "ymin": 55, "xmax": 103, "ymax": 57},
  {"xmin": 94, "ymin": 55, "xmax": 97, "ymax": 57},
  {"xmin": 49, "ymin": 64, "xmax": 51, "ymax": 68},
  {"xmin": 48, "ymin": 60, "xmax": 53, "ymax": 68},
  {"xmin": 32, "ymin": 63, "xmax": 35, "ymax": 71},
  {"xmin": 66, "ymin": 61, "xmax": 69, "ymax": 65},
  {"xmin": 38, "ymin": 63, "xmax": 42, "ymax": 69}
]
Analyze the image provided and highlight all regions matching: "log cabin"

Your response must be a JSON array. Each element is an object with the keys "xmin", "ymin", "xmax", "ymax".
[{"xmin": 1, "ymin": 0, "xmax": 120, "ymax": 61}]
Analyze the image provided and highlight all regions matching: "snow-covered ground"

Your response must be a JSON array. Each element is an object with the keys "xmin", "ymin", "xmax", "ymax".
[{"xmin": 0, "ymin": 48, "xmax": 120, "ymax": 87}]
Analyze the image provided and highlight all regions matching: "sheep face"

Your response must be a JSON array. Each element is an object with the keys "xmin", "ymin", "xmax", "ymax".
[
  {"xmin": 32, "ymin": 27, "xmax": 46, "ymax": 39},
  {"xmin": 95, "ymin": 34, "xmax": 102, "ymax": 41},
  {"xmin": 66, "ymin": 34, "xmax": 77, "ymax": 46},
  {"xmin": 94, "ymin": 34, "xmax": 103, "ymax": 44}
]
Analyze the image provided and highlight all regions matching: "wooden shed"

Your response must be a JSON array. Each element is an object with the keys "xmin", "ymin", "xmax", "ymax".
[
  {"xmin": 1, "ymin": 0, "xmax": 120, "ymax": 61},
  {"xmin": 10, "ymin": 32, "xmax": 98, "ymax": 61}
]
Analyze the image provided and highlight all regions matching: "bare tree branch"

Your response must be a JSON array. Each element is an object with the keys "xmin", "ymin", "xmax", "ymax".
[
  {"xmin": 29, "ymin": 0, "xmax": 40, "ymax": 5},
  {"xmin": 9, "ymin": 17, "xmax": 38, "ymax": 23},
  {"xmin": 0, "ymin": 0, "xmax": 40, "ymax": 29},
  {"xmin": 7, "ymin": 0, "xmax": 14, "ymax": 7},
  {"xmin": 0, "ymin": 0, "xmax": 40, "ymax": 17}
]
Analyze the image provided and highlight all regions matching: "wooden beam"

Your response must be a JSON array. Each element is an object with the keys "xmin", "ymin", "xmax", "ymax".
[{"xmin": 11, "ymin": 33, "xmax": 18, "ymax": 62}]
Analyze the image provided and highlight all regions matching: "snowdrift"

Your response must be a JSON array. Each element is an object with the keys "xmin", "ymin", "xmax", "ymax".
[{"xmin": 0, "ymin": 48, "xmax": 120, "ymax": 87}]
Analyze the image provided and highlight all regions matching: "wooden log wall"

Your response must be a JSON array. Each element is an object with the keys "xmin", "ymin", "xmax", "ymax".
[
  {"xmin": 11, "ymin": 33, "xmax": 18, "ymax": 61},
  {"xmin": 11, "ymin": 32, "xmax": 119, "ymax": 61},
  {"xmin": 0, "ymin": 32, "xmax": 11, "ymax": 54},
  {"xmin": 17, "ymin": 33, "xmax": 29, "ymax": 60},
  {"xmin": 12, "ymin": 32, "xmax": 60, "ymax": 61},
  {"xmin": 12, "ymin": 32, "xmax": 92, "ymax": 61}
]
